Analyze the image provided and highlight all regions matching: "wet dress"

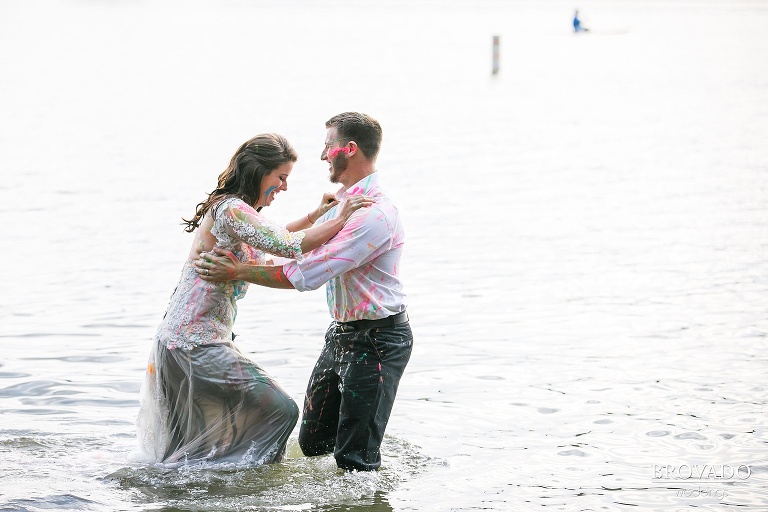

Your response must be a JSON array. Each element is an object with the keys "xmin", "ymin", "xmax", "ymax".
[{"xmin": 135, "ymin": 197, "xmax": 305, "ymax": 466}]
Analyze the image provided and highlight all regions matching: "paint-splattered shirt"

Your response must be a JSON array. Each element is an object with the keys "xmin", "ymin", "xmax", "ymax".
[
  {"xmin": 156, "ymin": 197, "xmax": 305, "ymax": 350},
  {"xmin": 283, "ymin": 172, "xmax": 407, "ymax": 321}
]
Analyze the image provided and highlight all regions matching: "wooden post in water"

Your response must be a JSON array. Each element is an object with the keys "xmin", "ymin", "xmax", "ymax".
[{"xmin": 492, "ymin": 35, "xmax": 500, "ymax": 75}]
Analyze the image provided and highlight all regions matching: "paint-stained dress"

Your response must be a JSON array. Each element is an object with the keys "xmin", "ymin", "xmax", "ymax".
[{"xmin": 135, "ymin": 197, "xmax": 304, "ymax": 466}]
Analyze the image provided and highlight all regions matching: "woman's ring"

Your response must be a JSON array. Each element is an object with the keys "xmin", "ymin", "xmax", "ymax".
[{"xmin": 206, "ymin": 269, "xmax": 210, "ymax": 276}]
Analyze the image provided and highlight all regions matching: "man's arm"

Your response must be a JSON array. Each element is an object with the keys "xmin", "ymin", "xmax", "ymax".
[
  {"xmin": 198, "ymin": 206, "xmax": 389, "ymax": 291},
  {"xmin": 194, "ymin": 247, "xmax": 295, "ymax": 289},
  {"xmin": 283, "ymin": 206, "xmax": 391, "ymax": 292}
]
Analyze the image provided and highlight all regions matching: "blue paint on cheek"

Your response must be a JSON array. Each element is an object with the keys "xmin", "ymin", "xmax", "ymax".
[{"xmin": 265, "ymin": 186, "xmax": 279, "ymax": 199}]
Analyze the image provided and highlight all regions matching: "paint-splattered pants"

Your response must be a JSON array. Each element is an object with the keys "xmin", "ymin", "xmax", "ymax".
[{"xmin": 298, "ymin": 320, "xmax": 413, "ymax": 471}]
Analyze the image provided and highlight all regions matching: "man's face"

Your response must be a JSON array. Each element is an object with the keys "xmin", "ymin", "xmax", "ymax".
[{"xmin": 321, "ymin": 127, "xmax": 349, "ymax": 184}]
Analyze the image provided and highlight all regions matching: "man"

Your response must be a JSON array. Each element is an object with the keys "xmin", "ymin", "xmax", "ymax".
[{"xmin": 195, "ymin": 112, "xmax": 412, "ymax": 471}]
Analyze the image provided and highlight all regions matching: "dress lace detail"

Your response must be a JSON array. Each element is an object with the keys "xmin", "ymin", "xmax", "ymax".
[
  {"xmin": 211, "ymin": 197, "xmax": 305, "ymax": 261},
  {"xmin": 155, "ymin": 197, "xmax": 305, "ymax": 350}
]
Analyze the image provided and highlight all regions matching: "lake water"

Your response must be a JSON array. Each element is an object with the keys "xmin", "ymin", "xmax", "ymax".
[{"xmin": 1, "ymin": 0, "xmax": 767, "ymax": 510}]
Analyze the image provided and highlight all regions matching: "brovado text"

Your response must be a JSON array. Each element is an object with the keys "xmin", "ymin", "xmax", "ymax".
[{"xmin": 653, "ymin": 464, "xmax": 751, "ymax": 481}]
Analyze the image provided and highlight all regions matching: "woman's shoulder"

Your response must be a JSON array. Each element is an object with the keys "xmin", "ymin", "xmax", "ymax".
[
  {"xmin": 215, "ymin": 196, "xmax": 248, "ymax": 208},
  {"xmin": 212, "ymin": 196, "xmax": 256, "ymax": 218}
]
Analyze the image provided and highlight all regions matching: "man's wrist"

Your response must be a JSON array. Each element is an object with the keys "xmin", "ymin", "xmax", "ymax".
[
  {"xmin": 235, "ymin": 265, "xmax": 249, "ymax": 281},
  {"xmin": 241, "ymin": 263, "xmax": 294, "ymax": 288}
]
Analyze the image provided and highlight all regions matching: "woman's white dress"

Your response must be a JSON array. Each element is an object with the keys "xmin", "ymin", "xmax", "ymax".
[{"xmin": 135, "ymin": 197, "xmax": 305, "ymax": 465}]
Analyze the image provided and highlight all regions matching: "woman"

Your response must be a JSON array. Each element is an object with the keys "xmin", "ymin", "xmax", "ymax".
[{"xmin": 134, "ymin": 133, "xmax": 372, "ymax": 466}]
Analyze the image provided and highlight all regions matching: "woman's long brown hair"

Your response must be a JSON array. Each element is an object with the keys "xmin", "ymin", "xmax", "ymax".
[{"xmin": 182, "ymin": 133, "xmax": 297, "ymax": 232}]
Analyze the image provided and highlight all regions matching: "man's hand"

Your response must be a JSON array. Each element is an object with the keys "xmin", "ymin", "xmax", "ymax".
[{"xmin": 194, "ymin": 247, "xmax": 240, "ymax": 282}]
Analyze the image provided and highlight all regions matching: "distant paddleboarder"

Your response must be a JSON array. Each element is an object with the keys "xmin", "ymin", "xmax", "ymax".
[{"xmin": 573, "ymin": 10, "xmax": 589, "ymax": 33}]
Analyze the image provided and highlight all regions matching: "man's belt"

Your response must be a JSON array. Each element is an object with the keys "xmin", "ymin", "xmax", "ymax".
[{"xmin": 336, "ymin": 311, "xmax": 409, "ymax": 331}]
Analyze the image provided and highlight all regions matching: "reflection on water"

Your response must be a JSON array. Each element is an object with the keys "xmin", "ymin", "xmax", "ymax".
[{"xmin": 2, "ymin": 0, "xmax": 768, "ymax": 510}]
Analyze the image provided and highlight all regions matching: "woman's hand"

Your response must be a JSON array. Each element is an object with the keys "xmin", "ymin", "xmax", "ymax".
[
  {"xmin": 312, "ymin": 193, "xmax": 339, "ymax": 221},
  {"xmin": 338, "ymin": 194, "xmax": 375, "ymax": 221},
  {"xmin": 194, "ymin": 248, "xmax": 241, "ymax": 281}
]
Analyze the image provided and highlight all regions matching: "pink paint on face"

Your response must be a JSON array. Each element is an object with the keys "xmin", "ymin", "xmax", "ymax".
[{"xmin": 328, "ymin": 147, "xmax": 349, "ymax": 159}]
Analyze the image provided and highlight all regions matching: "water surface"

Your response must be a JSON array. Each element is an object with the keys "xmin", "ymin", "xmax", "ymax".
[{"xmin": 1, "ymin": 0, "xmax": 767, "ymax": 510}]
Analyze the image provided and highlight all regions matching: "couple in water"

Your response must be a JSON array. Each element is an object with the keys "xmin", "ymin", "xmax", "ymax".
[{"xmin": 135, "ymin": 112, "xmax": 413, "ymax": 472}]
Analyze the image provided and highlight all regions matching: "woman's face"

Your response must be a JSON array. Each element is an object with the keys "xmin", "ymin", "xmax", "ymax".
[{"xmin": 257, "ymin": 161, "xmax": 293, "ymax": 207}]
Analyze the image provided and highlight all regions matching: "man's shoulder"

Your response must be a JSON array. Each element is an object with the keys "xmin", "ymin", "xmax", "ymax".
[
  {"xmin": 362, "ymin": 194, "xmax": 399, "ymax": 220},
  {"xmin": 350, "ymin": 199, "xmax": 402, "ymax": 244}
]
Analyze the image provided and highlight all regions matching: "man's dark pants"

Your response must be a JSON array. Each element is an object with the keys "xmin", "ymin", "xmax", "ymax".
[{"xmin": 298, "ymin": 318, "xmax": 413, "ymax": 471}]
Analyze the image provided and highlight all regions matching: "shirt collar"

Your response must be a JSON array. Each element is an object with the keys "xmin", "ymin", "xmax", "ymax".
[{"xmin": 338, "ymin": 171, "xmax": 382, "ymax": 198}]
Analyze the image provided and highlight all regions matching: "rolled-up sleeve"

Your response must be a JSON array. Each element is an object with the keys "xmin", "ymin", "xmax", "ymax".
[{"xmin": 283, "ymin": 207, "xmax": 390, "ymax": 291}]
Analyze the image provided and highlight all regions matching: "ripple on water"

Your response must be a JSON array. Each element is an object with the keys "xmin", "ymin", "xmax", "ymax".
[
  {"xmin": 0, "ymin": 436, "xmax": 49, "ymax": 451},
  {"xmin": 557, "ymin": 449, "xmax": 589, "ymax": 457},
  {"xmin": 0, "ymin": 377, "xmax": 139, "ymax": 410},
  {"xmin": 0, "ymin": 332, "xmax": 100, "ymax": 339},
  {"xmin": 0, "ymin": 431, "xmax": 142, "ymax": 511},
  {"xmin": 5, "ymin": 494, "xmax": 97, "ymax": 512},
  {"xmin": 19, "ymin": 355, "xmax": 128, "ymax": 363},
  {"xmin": 21, "ymin": 396, "xmax": 137, "ymax": 407},
  {"xmin": 0, "ymin": 380, "xmax": 63, "ymax": 397},
  {"xmin": 0, "ymin": 371, "xmax": 31, "ymax": 379},
  {"xmin": 674, "ymin": 432, "xmax": 708, "ymax": 441},
  {"xmin": 3, "ymin": 408, "xmax": 75, "ymax": 416}
]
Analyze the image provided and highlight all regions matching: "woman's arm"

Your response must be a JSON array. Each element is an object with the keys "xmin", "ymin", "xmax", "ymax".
[
  {"xmin": 285, "ymin": 193, "xmax": 339, "ymax": 232},
  {"xmin": 196, "ymin": 202, "xmax": 385, "ymax": 287},
  {"xmin": 220, "ymin": 196, "xmax": 374, "ymax": 259},
  {"xmin": 295, "ymin": 195, "xmax": 374, "ymax": 253}
]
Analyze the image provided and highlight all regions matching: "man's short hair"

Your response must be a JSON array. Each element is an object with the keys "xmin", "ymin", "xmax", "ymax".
[{"xmin": 326, "ymin": 112, "xmax": 383, "ymax": 161}]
